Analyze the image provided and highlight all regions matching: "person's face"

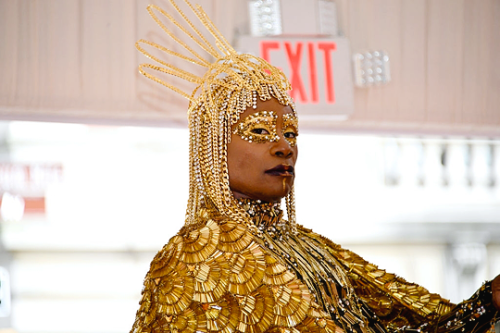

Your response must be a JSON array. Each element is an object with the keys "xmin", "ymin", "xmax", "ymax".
[{"xmin": 227, "ymin": 98, "xmax": 298, "ymax": 203}]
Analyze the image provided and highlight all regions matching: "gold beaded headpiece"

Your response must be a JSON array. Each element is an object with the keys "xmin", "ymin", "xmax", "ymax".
[{"xmin": 137, "ymin": 0, "xmax": 297, "ymax": 232}]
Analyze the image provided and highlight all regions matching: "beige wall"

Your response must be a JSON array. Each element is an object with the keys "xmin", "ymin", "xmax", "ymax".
[{"xmin": 0, "ymin": 0, "xmax": 499, "ymax": 135}]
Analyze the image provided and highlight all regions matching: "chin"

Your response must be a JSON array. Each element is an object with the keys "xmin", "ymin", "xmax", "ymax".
[{"xmin": 259, "ymin": 190, "xmax": 289, "ymax": 203}]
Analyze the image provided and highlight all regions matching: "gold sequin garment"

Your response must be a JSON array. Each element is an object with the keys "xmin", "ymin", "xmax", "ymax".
[{"xmin": 130, "ymin": 200, "xmax": 498, "ymax": 333}]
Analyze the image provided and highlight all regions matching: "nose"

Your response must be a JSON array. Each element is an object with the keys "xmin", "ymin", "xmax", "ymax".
[{"xmin": 270, "ymin": 136, "xmax": 294, "ymax": 158}]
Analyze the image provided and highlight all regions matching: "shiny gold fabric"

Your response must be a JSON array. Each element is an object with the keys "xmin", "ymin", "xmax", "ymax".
[{"xmin": 130, "ymin": 201, "xmax": 500, "ymax": 333}]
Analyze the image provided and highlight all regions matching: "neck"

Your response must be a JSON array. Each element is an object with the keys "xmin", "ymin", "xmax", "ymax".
[
  {"xmin": 231, "ymin": 190, "xmax": 281, "ymax": 204},
  {"xmin": 236, "ymin": 198, "xmax": 284, "ymax": 229},
  {"xmin": 237, "ymin": 197, "xmax": 280, "ymax": 212}
]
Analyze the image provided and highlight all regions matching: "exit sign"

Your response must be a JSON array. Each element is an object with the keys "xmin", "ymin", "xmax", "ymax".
[{"xmin": 237, "ymin": 37, "xmax": 354, "ymax": 119}]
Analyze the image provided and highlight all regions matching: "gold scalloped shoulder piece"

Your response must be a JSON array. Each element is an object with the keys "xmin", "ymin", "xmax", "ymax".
[
  {"xmin": 194, "ymin": 294, "xmax": 241, "ymax": 333},
  {"xmin": 192, "ymin": 250, "xmax": 230, "ymax": 303},
  {"xmin": 154, "ymin": 261, "xmax": 195, "ymax": 316},
  {"xmin": 149, "ymin": 235, "xmax": 184, "ymax": 279},
  {"xmin": 226, "ymin": 241, "xmax": 266, "ymax": 295},
  {"xmin": 236, "ymin": 285, "xmax": 275, "ymax": 333},
  {"xmin": 130, "ymin": 262, "xmax": 197, "ymax": 332},
  {"xmin": 217, "ymin": 219, "xmax": 254, "ymax": 253},
  {"xmin": 180, "ymin": 219, "xmax": 220, "ymax": 264},
  {"xmin": 263, "ymin": 253, "xmax": 296, "ymax": 286},
  {"xmin": 271, "ymin": 279, "xmax": 312, "ymax": 328}
]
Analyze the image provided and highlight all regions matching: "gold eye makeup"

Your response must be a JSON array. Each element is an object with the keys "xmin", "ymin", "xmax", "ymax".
[
  {"xmin": 234, "ymin": 111, "xmax": 279, "ymax": 143},
  {"xmin": 282, "ymin": 113, "xmax": 299, "ymax": 147}
]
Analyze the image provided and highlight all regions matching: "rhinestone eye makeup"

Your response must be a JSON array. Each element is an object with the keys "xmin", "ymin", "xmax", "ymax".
[
  {"xmin": 282, "ymin": 113, "xmax": 299, "ymax": 147},
  {"xmin": 233, "ymin": 111, "xmax": 279, "ymax": 143}
]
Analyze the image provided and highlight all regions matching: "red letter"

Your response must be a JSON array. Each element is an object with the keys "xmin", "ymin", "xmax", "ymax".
[
  {"xmin": 318, "ymin": 42, "xmax": 337, "ymax": 104},
  {"xmin": 308, "ymin": 42, "xmax": 319, "ymax": 104},
  {"xmin": 285, "ymin": 42, "xmax": 307, "ymax": 103},
  {"xmin": 260, "ymin": 41, "xmax": 280, "ymax": 63}
]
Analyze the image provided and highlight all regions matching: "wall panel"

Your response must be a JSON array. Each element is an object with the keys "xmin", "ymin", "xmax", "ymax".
[{"xmin": 0, "ymin": 0, "xmax": 498, "ymax": 135}]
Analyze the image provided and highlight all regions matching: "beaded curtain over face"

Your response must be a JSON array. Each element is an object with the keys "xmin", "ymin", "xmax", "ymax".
[{"xmin": 136, "ymin": 0, "xmax": 298, "ymax": 231}]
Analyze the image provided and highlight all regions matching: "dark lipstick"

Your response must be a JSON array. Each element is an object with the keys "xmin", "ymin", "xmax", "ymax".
[{"xmin": 265, "ymin": 164, "xmax": 294, "ymax": 176}]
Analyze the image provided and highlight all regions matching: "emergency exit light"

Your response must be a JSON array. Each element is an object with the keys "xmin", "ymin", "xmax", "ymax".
[
  {"xmin": 353, "ymin": 51, "xmax": 391, "ymax": 87},
  {"xmin": 237, "ymin": 36, "xmax": 354, "ymax": 118}
]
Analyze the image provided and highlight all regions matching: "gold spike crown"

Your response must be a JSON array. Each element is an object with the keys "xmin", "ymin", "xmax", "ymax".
[{"xmin": 137, "ymin": 0, "xmax": 297, "ymax": 232}]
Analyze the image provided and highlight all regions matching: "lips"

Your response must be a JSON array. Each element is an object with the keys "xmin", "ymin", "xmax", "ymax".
[{"xmin": 265, "ymin": 164, "xmax": 294, "ymax": 176}]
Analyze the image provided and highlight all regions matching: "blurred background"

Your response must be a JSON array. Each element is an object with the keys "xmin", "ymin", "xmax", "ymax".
[{"xmin": 0, "ymin": 0, "xmax": 499, "ymax": 332}]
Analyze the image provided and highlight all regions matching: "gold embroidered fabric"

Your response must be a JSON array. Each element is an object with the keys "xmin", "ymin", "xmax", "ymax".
[{"xmin": 130, "ymin": 201, "xmax": 498, "ymax": 333}]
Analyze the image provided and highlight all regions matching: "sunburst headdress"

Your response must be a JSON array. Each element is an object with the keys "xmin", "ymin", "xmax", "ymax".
[{"xmin": 137, "ymin": 0, "xmax": 297, "ymax": 234}]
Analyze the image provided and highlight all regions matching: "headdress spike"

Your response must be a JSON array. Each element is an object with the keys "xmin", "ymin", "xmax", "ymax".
[
  {"xmin": 146, "ymin": 5, "xmax": 215, "ymax": 64},
  {"xmin": 138, "ymin": 63, "xmax": 200, "ymax": 102},
  {"xmin": 194, "ymin": 5, "xmax": 236, "ymax": 56},
  {"xmin": 136, "ymin": 39, "xmax": 208, "ymax": 68},
  {"xmin": 171, "ymin": 0, "xmax": 221, "ymax": 56}
]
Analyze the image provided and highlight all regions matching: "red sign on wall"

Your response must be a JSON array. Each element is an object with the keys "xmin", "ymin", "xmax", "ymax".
[
  {"xmin": 261, "ymin": 41, "xmax": 337, "ymax": 104},
  {"xmin": 238, "ymin": 37, "xmax": 354, "ymax": 118}
]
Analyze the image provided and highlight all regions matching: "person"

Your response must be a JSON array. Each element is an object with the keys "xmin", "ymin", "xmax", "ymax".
[{"xmin": 130, "ymin": 1, "xmax": 500, "ymax": 332}]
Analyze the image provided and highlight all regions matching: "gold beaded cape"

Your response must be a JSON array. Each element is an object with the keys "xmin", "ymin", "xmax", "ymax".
[
  {"xmin": 130, "ymin": 200, "xmax": 497, "ymax": 333},
  {"xmin": 131, "ymin": 1, "xmax": 498, "ymax": 332}
]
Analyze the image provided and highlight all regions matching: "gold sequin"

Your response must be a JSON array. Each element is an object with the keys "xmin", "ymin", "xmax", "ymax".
[
  {"xmin": 149, "ymin": 235, "xmax": 184, "ymax": 279},
  {"xmin": 263, "ymin": 254, "xmax": 295, "ymax": 286},
  {"xmin": 267, "ymin": 327, "xmax": 301, "ymax": 333},
  {"xmin": 295, "ymin": 316, "xmax": 344, "ymax": 333},
  {"xmin": 236, "ymin": 286, "xmax": 275, "ymax": 333},
  {"xmin": 157, "ymin": 307, "xmax": 198, "ymax": 333},
  {"xmin": 217, "ymin": 219, "xmax": 254, "ymax": 253},
  {"xmin": 195, "ymin": 295, "xmax": 240, "ymax": 332},
  {"xmin": 155, "ymin": 262, "xmax": 195, "ymax": 315},
  {"xmin": 180, "ymin": 219, "xmax": 219, "ymax": 264},
  {"xmin": 227, "ymin": 241, "xmax": 266, "ymax": 295},
  {"xmin": 271, "ymin": 279, "xmax": 311, "ymax": 327},
  {"xmin": 192, "ymin": 250, "xmax": 229, "ymax": 303}
]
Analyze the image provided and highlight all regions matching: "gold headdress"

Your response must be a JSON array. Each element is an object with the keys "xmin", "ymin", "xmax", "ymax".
[{"xmin": 137, "ymin": 0, "xmax": 297, "ymax": 233}]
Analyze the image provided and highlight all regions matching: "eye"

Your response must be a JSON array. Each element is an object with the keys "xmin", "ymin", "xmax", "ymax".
[
  {"xmin": 233, "ymin": 111, "xmax": 278, "ymax": 144},
  {"xmin": 284, "ymin": 130, "xmax": 298, "ymax": 139},
  {"xmin": 251, "ymin": 128, "xmax": 270, "ymax": 135}
]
